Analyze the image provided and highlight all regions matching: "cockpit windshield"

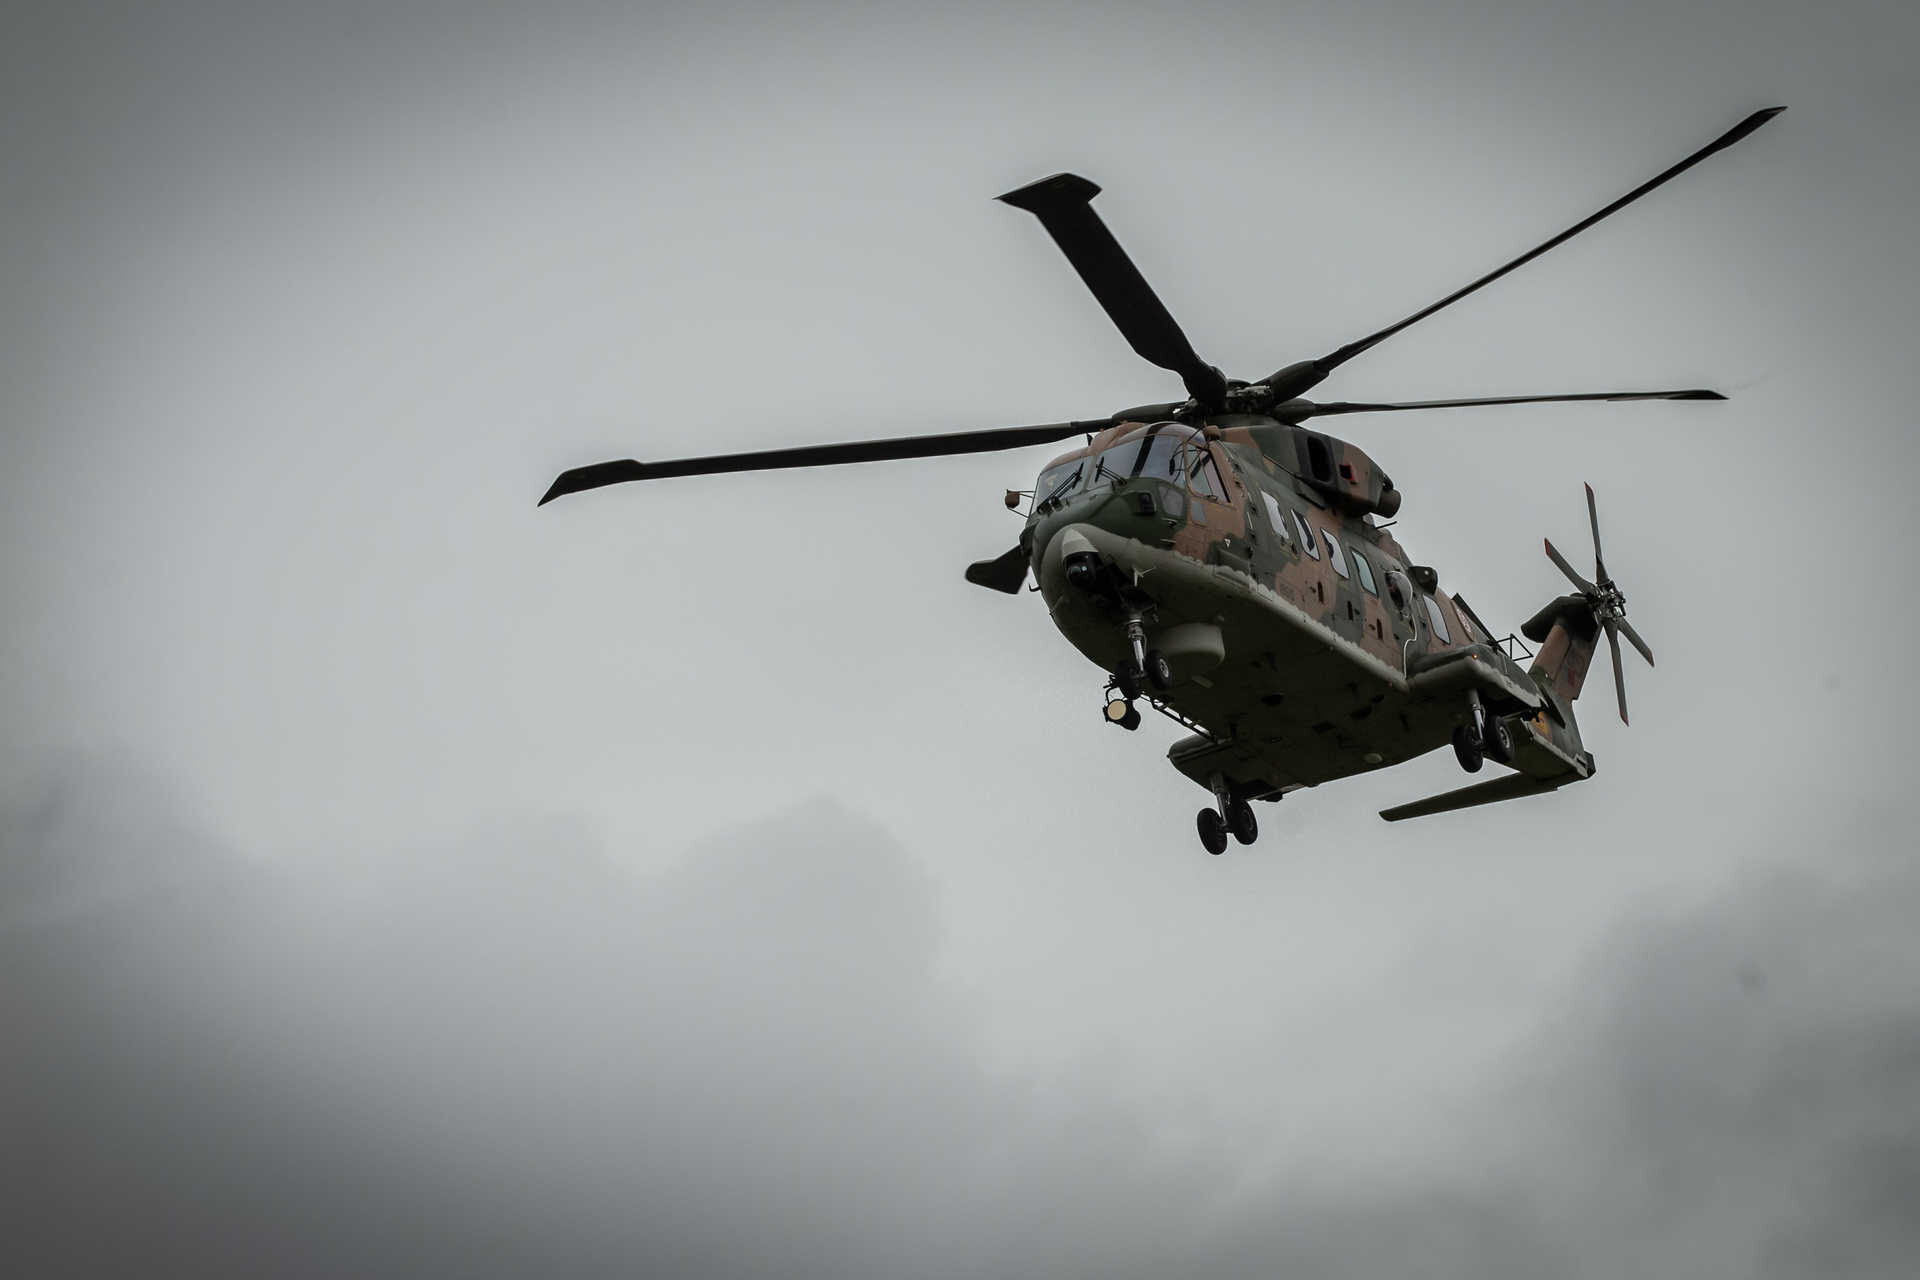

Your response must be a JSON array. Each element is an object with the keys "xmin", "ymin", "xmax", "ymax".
[
  {"xmin": 1084, "ymin": 438, "xmax": 1139, "ymax": 484},
  {"xmin": 1139, "ymin": 423, "xmax": 1221, "ymax": 493},
  {"xmin": 1032, "ymin": 458, "xmax": 1083, "ymax": 507},
  {"xmin": 1033, "ymin": 423, "xmax": 1212, "ymax": 510},
  {"xmin": 1138, "ymin": 424, "xmax": 1200, "ymax": 482}
]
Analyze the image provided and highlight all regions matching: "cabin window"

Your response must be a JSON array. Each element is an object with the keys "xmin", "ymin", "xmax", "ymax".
[
  {"xmin": 1319, "ymin": 529, "xmax": 1349, "ymax": 579},
  {"xmin": 1260, "ymin": 493, "xmax": 1291, "ymax": 543},
  {"xmin": 1422, "ymin": 594, "xmax": 1452, "ymax": 644},
  {"xmin": 1351, "ymin": 550, "xmax": 1378, "ymax": 595},
  {"xmin": 1291, "ymin": 511, "xmax": 1320, "ymax": 559}
]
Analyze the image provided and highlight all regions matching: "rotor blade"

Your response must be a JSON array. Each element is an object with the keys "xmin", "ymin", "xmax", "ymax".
[
  {"xmin": 1544, "ymin": 538, "xmax": 1597, "ymax": 596},
  {"xmin": 999, "ymin": 173, "xmax": 1228, "ymax": 407},
  {"xmin": 539, "ymin": 418, "xmax": 1107, "ymax": 505},
  {"xmin": 1604, "ymin": 618, "xmax": 1629, "ymax": 725},
  {"xmin": 1289, "ymin": 389, "xmax": 1725, "ymax": 419},
  {"xmin": 964, "ymin": 544, "xmax": 1030, "ymax": 594},
  {"xmin": 1615, "ymin": 614, "xmax": 1655, "ymax": 667},
  {"xmin": 1585, "ymin": 482, "xmax": 1608, "ymax": 584},
  {"xmin": 1302, "ymin": 106, "xmax": 1786, "ymax": 380}
]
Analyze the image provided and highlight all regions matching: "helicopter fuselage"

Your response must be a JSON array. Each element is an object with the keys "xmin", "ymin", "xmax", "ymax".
[{"xmin": 1022, "ymin": 416, "xmax": 1591, "ymax": 805}]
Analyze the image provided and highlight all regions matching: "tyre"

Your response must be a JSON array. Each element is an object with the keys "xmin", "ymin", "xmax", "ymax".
[
  {"xmin": 1145, "ymin": 650, "xmax": 1174, "ymax": 691},
  {"xmin": 1483, "ymin": 715, "xmax": 1514, "ymax": 765},
  {"xmin": 1226, "ymin": 797, "xmax": 1258, "ymax": 845},
  {"xmin": 1114, "ymin": 660, "xmax": 1143, "ymax": 702},
  {"xmin": 1196, "ymin": 808, "xmax": 1228, "ymax": 855},
  {"xmin": 1451, "ymin": 725, "xmax": 1484, "ymax": 773}
]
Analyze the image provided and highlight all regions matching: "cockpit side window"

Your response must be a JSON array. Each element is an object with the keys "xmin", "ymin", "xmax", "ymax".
[
  {"xmin": 1422, "ymin": 595, "xmax": 1452, "ymax": 644},
  {"xmin": 1181, "ymin": 444, "xmax": 1224, "ymax": 500}
]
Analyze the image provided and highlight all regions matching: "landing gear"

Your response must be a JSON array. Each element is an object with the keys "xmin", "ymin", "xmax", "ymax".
[
  {"xmin": 1120, "ymin": 613, "xmax": 1177, "ymax": 692},
  {"xmin": 1451, "ymin": 713, "xmax": 1512, "ymax": 772},
  {"xmin": 1107, "ymin": 612, "xmax": 1170, "ymax": 706},
  {"xmin": 1452, "ymin": 690, "xmax": 1515, "ymax": 774},
  {"xmin": 1451, "ymin": 725, "xmax": 1484, "ymax": 773},
  {"xmin": 1196, "ymin": 777, "xmax": 1259, "ymax": 854},
  {"xmin": 1196, "ymin": 808, "xmax": 1228, "ymax": 855},
  {"xmin": 1103, "ymin": 698, "xmax": 1142, "ymax": 731},
  {"xmin": 1482, "ymin": 715, "xmax": 1514, "ymax": 765},
  {"xmin": 1225, "ymin": 796, "xmax": 1258, "ymax": 845}
]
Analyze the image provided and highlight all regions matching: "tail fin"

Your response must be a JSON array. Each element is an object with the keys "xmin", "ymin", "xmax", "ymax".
[{"xmin": 1524, "ymin": 594, "xmax": 1603, "ymax": 707}]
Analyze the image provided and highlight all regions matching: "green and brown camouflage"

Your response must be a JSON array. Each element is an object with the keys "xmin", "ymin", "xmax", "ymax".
[{"xmin": 1024, "ymin": 415, "xmax": 1597, "ymax": 818}]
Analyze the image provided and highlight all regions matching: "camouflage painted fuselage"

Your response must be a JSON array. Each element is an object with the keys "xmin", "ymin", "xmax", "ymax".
[{"xmin": 1023, "ymin": 416, "xmax": 1596, "ymax": 805}]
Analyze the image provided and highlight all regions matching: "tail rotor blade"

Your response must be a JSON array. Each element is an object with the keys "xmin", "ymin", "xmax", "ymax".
[
  {"xmin": 1604, "ymin": 618, "xmax": 1629, "ymax": 724},
  {"xmin": 998, "ymin": 174, "xmax": 1227, "ymax": 408},
  {"xmin": 1616, "ymin": 615, "xmax": 1656, "ymax": 667},
  {"xmin": 1585, "ymin": 482, "xmax": 1608, "ymax": 584},
  {"xmin": 1545, "ymin": 538, "xmax": 1598, "ymax": 595}
]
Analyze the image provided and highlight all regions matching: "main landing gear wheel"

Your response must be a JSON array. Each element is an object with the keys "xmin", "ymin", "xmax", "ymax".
[
  {"xmin": 1104, "ymin": 698, "xmax": 1142, "ymax": 731},
  {"xmin": 1482, "ymin": 715, "xmax": 1514, "ymax": 765},
  {"xmin": 1145, "ymin": 649, "xmax": 1174, "ymax": 691},
  {"xmin": 1451, "ymin": 725, "xmax": 1484, "ymax": 773},
  {"xmin": 1196, "ymin": 808, "xmax": 1229, "ymax": 855},
  {"xmin": 1226, "ymin": 797, "xmax": 1258, "ymax": 845}
]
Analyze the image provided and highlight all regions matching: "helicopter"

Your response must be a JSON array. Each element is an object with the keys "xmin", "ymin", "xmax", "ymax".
[{"xmin": 540, "ymin": 107, "xmax": 1783, "ymax": 854}]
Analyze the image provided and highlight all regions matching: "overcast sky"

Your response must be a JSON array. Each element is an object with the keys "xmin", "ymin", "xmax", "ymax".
[{"xmin": 5, "ymin": 1, "xmax": 1918, "ymax": 1276}]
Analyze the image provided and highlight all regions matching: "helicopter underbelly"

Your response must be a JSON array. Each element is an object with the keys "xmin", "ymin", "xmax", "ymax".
[{"xmin": 1039, "ymin": 523, "xmax": 1481, "ymax": 794}]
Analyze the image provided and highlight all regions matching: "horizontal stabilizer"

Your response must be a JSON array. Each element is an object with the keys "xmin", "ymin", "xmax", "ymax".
[
  {"xmin": 964, "ymin": 545, "xmax": 1028, "ymax": 594},
  {"xmin": 1380, "ymin": 771, "xmax": 1567, "ymax": 822}
]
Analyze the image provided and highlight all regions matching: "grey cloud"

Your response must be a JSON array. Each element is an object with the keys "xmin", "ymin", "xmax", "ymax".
[{"xmin": 5, "ymin": 763, "xmax": 1916, "ymax": 1277}]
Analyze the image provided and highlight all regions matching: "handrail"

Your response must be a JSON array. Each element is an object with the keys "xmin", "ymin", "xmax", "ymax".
[{"xmin": 1492, "ymin": 633, "xmax": 1534, "ymax": 663}]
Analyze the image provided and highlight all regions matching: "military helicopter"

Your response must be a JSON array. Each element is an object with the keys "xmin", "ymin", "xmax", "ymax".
[{"xmin": 540, "ymin": 107, "xmax": 1783, "ymax": 853}]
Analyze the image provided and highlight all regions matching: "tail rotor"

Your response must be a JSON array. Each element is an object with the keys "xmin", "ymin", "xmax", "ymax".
[{"xmin": 1544, "ymin": 484, "xmax": 1655, "ymax": 724}]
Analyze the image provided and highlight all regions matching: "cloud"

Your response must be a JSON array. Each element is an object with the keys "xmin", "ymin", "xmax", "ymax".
[{"xmin": 3, "ymin": 761, "xmax": 1916, "ymax": 1277}]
